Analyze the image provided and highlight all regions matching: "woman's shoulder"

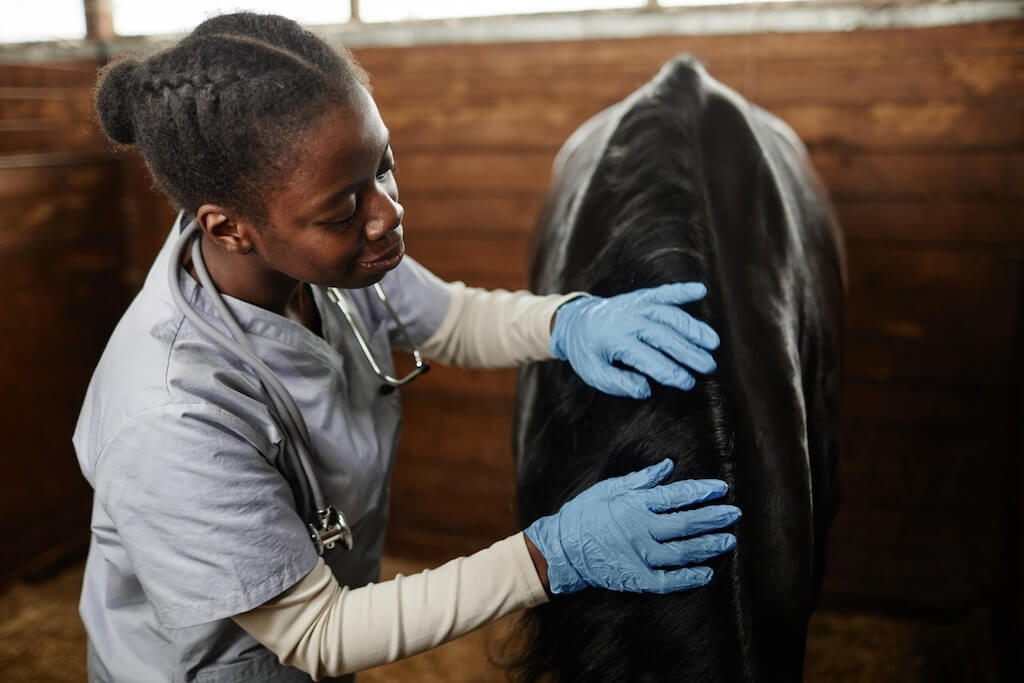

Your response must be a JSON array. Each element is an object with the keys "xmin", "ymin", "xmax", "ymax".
[{"xmin": 74, "ymin": 294, "xmax": 280, "ymax": 481}]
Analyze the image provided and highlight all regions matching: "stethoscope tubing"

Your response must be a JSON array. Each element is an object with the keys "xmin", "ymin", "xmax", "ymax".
[
  {"xmin": 167, "ymin": 219, "xmax": 325, "ymax": 514},
  {"xmin": 188, "ymin": 235, "xmax": 313, "ymax": 449}
]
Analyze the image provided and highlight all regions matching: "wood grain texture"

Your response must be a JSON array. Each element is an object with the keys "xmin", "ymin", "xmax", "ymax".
[
  {"xmin": 0, "ymin": 66, "xmax": 106, "ymax": 154},
  {"xmin": 0, "ymin": 153, "xmax": 123, "ymax": 578}
]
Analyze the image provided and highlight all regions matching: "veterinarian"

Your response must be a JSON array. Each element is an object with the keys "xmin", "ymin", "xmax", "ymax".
[{"xmin": 74, "ymin": 13, "xmax": 741, "ymax": 682}]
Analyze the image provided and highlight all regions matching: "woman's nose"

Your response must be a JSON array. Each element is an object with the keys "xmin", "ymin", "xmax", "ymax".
[{"xmin": 365, "ymin": 186, "xmax": 403, "ymax": 241}]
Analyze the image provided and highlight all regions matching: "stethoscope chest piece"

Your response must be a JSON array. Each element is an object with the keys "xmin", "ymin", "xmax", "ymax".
[{"xmin": 309, "ymin": 506, "xmax": 353, "ymax": 555}]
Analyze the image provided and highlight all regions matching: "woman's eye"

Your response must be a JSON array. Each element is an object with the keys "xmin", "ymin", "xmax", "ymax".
[
  {"xmin": 376, "ymin": 165, "xmax": 395, "ymax": 182},
  {"xmin": 326, "ymin": 210, "xmax": 357, "ymax": 228}
]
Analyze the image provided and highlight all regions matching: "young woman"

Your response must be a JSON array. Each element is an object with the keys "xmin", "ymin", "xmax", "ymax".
[{"xmin": 76, "ymin": 12, "xmax": 741, "ymax": 682}]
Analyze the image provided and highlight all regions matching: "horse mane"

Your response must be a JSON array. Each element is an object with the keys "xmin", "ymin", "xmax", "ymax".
[{"xmin": 507, "ymin": 57, "xmax": 757, "ymax": 682}]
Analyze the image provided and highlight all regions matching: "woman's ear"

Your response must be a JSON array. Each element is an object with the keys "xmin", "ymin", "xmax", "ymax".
[{"xmin": 196, "ymin": 204, "xmax": 255, "ymax": 254}]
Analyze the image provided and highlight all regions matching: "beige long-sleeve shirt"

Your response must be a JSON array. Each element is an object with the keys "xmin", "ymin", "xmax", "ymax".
[
  {"xmin": 234, "ymin": 534, "xmax": 547, "ymax": 679},
  {"xmin": 233, "ymin": 283, "xmax": 585, "ymax": 679}
]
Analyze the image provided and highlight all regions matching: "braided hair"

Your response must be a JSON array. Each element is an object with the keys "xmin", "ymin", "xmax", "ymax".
[{"xmin": 95, "ymin": 13, "xmax": 368, "ymax": 224}]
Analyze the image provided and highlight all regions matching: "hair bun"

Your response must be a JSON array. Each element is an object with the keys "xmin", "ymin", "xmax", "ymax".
[{"xmin": 95, "ymin": 59, "xmax": 140, "ymax": 145}]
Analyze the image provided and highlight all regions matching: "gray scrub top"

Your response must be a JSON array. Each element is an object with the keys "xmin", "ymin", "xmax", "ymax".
[{"xmin": 73, "ymin": 214, "xmax": 451, "ymax": 682}]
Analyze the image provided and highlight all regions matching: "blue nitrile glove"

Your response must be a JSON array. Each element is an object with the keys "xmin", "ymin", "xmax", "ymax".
[
  {"xmin": 550, "ymin": 283, "xmax": 720, "ymax": 399},
  {"xmin": 524, "ymin": 458, "xmax": 740, "ymax": 595}
]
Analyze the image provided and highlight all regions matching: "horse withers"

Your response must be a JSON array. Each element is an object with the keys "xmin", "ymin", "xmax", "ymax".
[{"xmin": 512, "ymin": 55, "xmax": 846, "ymax": 682}]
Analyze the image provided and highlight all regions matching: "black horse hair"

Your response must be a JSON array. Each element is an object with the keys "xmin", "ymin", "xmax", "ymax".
[{"xmin": 507, "ymin": 61, "xmax": 757, "ymax": 683}]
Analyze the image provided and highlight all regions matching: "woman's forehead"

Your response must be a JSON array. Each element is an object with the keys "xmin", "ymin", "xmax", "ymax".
[{"xmin": 280, "ymin": 93, "xmax": 389, "ymax": 206}]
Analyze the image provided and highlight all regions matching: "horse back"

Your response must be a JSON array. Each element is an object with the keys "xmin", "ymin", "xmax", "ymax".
[{"xmin": 512, "ymin": 56, "xmax": 844, "ymax": 682}]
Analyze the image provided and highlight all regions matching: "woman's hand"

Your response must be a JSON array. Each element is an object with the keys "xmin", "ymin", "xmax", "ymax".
[
  {"xmin": 524, "ymin": 459, "xmax": 740, "ymax": 595},
  {"xmin": 550, "ymin": 282, "xmax": 720, "ymax": 399}
]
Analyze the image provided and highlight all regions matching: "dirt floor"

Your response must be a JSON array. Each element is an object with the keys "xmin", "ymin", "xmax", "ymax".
[{"xmin": 0, "ymin": 556, "xmax": 997, "ymax": 682}]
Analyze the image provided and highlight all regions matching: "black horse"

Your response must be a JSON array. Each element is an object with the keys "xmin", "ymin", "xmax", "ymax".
[{"xmin": 511, "ymin": 55, "xmax": 846, "ymax": 682}]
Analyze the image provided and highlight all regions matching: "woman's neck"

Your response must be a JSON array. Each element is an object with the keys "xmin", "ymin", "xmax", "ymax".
[{"xmin": 182, "ymin": 234, "xmax": 322, "ymax": 335}]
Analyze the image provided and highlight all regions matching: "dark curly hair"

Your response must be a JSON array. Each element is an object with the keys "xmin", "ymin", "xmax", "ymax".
[{"xmin": 95, "ymin": 12, "xmax": 368, "ymax": 224}]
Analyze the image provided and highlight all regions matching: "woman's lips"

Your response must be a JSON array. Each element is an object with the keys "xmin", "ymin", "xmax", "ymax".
[{"xmin": 357, "ymin": 241, "xmax": 405, "ymax": 272}]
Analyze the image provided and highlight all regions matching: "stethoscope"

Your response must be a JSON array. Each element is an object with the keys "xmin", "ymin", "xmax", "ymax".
[{"xmin": 167, "ymin": 214, "xmax": 429, "ymax": 555}]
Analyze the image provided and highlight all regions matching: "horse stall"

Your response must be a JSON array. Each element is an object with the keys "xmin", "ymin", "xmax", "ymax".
[{"xmin": 0, "ymin": 2, "xmax": 1021, "ymax": 681}]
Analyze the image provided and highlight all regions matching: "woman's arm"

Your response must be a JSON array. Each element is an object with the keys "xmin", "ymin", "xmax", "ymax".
[
  {"xmin": 236, "ymin": 461, "xmax": 739, "ymax": 679},
  {"xmin": 233, "ymin": 533, "xmax": 548, "ymax": 680},
  {"xmin": 419, "ymin": 281, "xmax": 585, "ymax": 368}
]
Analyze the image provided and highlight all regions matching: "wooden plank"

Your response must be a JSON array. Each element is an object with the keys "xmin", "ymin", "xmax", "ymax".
[
  {"xmin": 842, "ymin": 382, "xmax": 1009, "ymax": 426},
  {"xmin": 383, "ymin": 101, "xmax": 587, "ymax": 150},
  {"xmin": 395, "ymin": 151, "xmax": 554, "ymax": 193},
  {"xmin": 779, "ymin": 102, "xmax": 1024, "ymax": 150},
  {"xmin": 0, "ymin": 125, "xmax": 106, "ymax": 154},
  {"xmin": 0, "ymin": 158, "xmax": 118, "ymax": 197},
  {"xmin": 846, "ymin": 288, "xmax": 1016, "ymax": 345},
  {"xmin": 408, "ymin": 234, "xmax": 529, "ymax": 288},
  {"xmin": 811, "ymin": 149, "xmax": 1024, "ymax": 199},
  {"xmin": 0, "ymin": 66, "xmax": 102, "ymax": 155},
  {"xmin": 370, "ymin": 52, "xmax": 1024, "ymax": 107},
  {"xmin": 0, "ymin": 163, "xmax": 122, "ymax": 252},
  {"xmin": 0, "ymin": 195, "xmax": 122, "ymax": 254},
  {"xmin": 0, "ymin": 156, "xmax": 124, "ymax": 577},
  {"xmin": 844, "ymin": 336, "xmax": 1015, "ymax": 386},
  {"xmin": 0, "ymin": 60, "xmax": 98, "ymax": 87},
  {"xmin": 402, "ymin": 194, "xmax": 542, "ymax": 238},
  {"xmin": 399, "ymin": 389, "xmax": 517, "ymax": 465},
  {"xmin": 389, "ymin": 459, "xmax": 517, "ymax": 535},
  {"xmin": 389, "ymin": 389, "xmax": 520, "ymax": 558},
  {"xmin": 352, "ymin": 21, "xmax": 1024, "ymax": 74},
  {"xmin": 741, "ymin": 51, "xmax": 1024, "ymax": 106},
  {"xmin": 398, "ymin": 365, "xmax": 519, "ymax": 400},
  {"xmin": 391, "ymin": 410, "xmax": 506, "ymax": 560},
  {"xmin": 826, "ymin": 418, "xmax": 1005, "ymax": 607},
  {"xmin": 845, "ymin": 247, "xmax": 1018, "ymax": 345},
  {"xmin": 824, "ymin": 521, "xmax": 988, "ymax": 608},
  {"xmin": 0, "ymin": 87, "xmax": 95, "ymax": 123},
  {"xmin": 404, "ymin": 196, "xmax": 1024, "ymax": 247},
  {"xmin": 837, "ymin": 420, "xmax": 1005, "ymax": 506},
  {"xmin": 117, "ymin": 152, "xmax": 179, "ymax": 287},
  {"xmin": 835, "ymin": 200, "xmax": 1024, "ymax": 246},
  {"xmin": 848, "ymin": 246, "xmax": 1018, "ymax": 294},
  {"xmin": 384, "ymin": 525, "xmax": 503, "ymax": 563},
  {"xmin": 385, "ymin": 100, "xmax": 1024, "ymax": 151},
  {"xmin": 392, "ymin": 149, "xmax": 1024, "ymax": 199},
  {"xmin": 833, "ymin": 416, "xmax": 1006, "ymax": 613}
]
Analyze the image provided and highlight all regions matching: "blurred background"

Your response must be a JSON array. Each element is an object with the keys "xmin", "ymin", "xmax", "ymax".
[{"xmin": 1, "ymin": 0, "xmax": 1021, "ymax": 680}]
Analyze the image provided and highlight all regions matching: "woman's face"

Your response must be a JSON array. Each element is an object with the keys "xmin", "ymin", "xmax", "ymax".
[{"xmin": 254, "ymin": 86, "xmax": 405, "ymax": 290}]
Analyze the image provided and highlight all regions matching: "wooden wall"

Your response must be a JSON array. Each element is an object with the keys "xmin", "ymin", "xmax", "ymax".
[
  {"xmin": 0, "ymin": 20, "xmax": 1020, "ymax": 628},
  {"xmin": 0, "ymin": 60, "xmax": 122, "ymax": 576}
]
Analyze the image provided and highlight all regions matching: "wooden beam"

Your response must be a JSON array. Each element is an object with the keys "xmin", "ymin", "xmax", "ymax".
[{"xmin": 83, "ymin": 0, "xmax": 114, "ymax": 41}]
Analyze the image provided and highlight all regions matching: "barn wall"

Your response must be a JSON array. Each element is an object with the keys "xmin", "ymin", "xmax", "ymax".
[
  {"xmin": 0, "ymin": 59, "xmax": 118, "ymax": 576},
  {"xmin": 0, "ymin": 19, "xmax": 1020, "ymax": 616}
]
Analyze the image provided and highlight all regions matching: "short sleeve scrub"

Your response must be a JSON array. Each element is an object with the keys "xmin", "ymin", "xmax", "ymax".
[{"xmin": 73, "ymin": 213, "xmax": 451, "ymax": 682}]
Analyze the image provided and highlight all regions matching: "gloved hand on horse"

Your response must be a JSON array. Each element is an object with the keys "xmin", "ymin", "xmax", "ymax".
[
  {"xmin": 525, "ymin": 458, "xmax": 740, "ymax": 595},
  {"xmin": 550, "ymin": 282, "xmax": 720, "ymax": 399}
]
